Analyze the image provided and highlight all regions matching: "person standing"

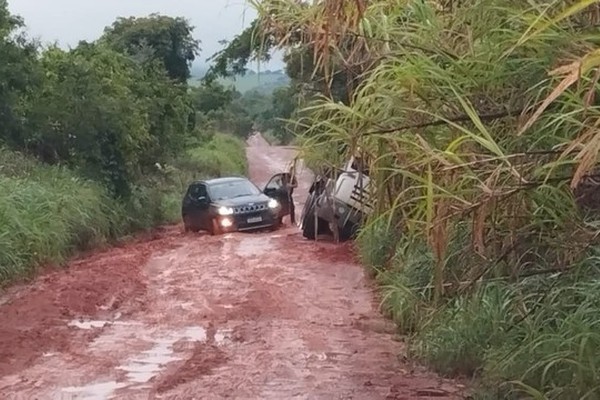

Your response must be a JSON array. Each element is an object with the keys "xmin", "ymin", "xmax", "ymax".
[{"xmin": 283, "ymin": 164, "xmax": 298, "ymax": 225}]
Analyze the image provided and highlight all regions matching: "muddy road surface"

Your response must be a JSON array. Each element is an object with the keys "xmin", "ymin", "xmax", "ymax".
[{"xmin": 0, "ymin": 134, "xmax": 464, "ymax": 399}]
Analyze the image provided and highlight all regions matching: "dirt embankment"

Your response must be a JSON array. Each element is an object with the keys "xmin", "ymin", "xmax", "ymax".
[{"xmin": 0, "ymin": 132, "xmax": 465, "ymax": 399}]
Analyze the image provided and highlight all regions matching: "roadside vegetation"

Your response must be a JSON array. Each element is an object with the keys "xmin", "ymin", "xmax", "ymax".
[
  {"xmin": 192, "ymin": 78, "xmax": 298, "ymax": 145},
  {"xmin": 224, "ymin": 0, "xmax": 600, "ymax": 398},
  {"xmin": 0, "ymin": 2, "xmax": 247, "ymax": 285}
]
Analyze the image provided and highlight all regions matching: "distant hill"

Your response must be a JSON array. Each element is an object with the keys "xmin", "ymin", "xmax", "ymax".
[{"xmin": 189, "ymin": 66, "xmax": 290, "ymax": 94}]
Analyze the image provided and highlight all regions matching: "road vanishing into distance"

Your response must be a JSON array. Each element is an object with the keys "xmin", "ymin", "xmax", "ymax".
[{"xmin": 0, "ymin": 134, "xmax": 464, "ymax": 399}]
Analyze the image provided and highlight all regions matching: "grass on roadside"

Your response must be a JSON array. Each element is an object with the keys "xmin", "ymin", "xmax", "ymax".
[
  {"xmin": 356, "ymin": 217, "xmax": 600, "ymax": 400},
  {"xmin": 0, "ymin": 148, "xmax": 120, "ymax": 283}
]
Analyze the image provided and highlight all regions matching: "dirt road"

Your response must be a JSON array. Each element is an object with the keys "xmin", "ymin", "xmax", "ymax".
[{"xmin": 0, "ymin": 134, "xmax": 464, "ymax": 399}]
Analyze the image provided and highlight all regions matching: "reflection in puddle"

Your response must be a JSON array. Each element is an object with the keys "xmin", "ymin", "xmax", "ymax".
[
  {"xmin": 68, "ymin": 320, "xmax": 110, "ymax": 330},
  {"xmin": 117, "ymin": 327, "xmax": 207, "ymax": 384},
  {"xmin": 62, "ymin": 324, "xmax": 231, "ymax": 397},
  {"xmin": 185, "ymin": 326, "xmax": 208, "ymax": 341},
  {"xmin": 214, "ymin": 329, "xmax": 233, "ymax": 345},
  {"xmin": 67, "ymin": 319, "xmax": 139, "ymax": 330},
  {"xmin": 62, "ymin": 381, "xmax": 126, "ymax": 399},
  {"xmin": 235, "ymin": 236, "xmax": 274, "ymax": 257}
]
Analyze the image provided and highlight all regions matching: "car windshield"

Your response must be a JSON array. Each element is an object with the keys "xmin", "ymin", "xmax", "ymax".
[{"xmin": 208, "ymin": 180, "xmax": 261, "ymax": 201}]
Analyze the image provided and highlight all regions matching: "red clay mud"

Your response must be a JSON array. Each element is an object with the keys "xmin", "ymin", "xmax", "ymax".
[
  {"xmin": 0, "ymin": 133, "xmax": 466, "ymax": 399},
  {"xmin": 0, "ymin": 229, "xmax": 178, "ymax": 378}
]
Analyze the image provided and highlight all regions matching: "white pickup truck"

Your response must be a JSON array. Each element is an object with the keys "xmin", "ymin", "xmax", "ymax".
[{"xmin": 299, "ymin": 156, "xmax": 374, "ymax": 241}]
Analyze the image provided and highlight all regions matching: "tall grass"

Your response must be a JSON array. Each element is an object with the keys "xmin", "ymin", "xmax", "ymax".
[
  {"xmin": 184, "ymin": 133, "xmax": 247, "ymax": 178},
  {"xmin": 414, "ymin": 269, "xmax": 600, "ymax": 399},
  {"xmin": 357, "ymin": 217, "xmax": 600, "ymax": 399},
  {"xmin": 0, "ymin": 133, "xmax": 247, "ymax": 285},
  {"xmin": 252, "ymin": 0, "xmax": 600, "ymax": 397},
  {"xmin": 0, "ymin": 148, "xmax": 121, "ymax": 283}
]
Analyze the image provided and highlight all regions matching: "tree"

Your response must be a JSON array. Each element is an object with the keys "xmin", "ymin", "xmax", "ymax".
[
  {"xmin": 203, "ymin": 15, "xmax": 358, "ymax": 145},
  {"xmin": 283, "ymin": 45, "xmax": 351, "ymax": 104},
  {"xmin": 0, "ymin": 0, "xmax": 40, "ymax": 147},
  {"xmin": 191, "ymin": 81, "xmax": 236, "ymax": 114},
  {"xmin": 101, "ymin": 14, "xmax": 200, "ymax": 83},
  {"xmin": 205, "ymin": 19, "xmax": 273, "ymax": 81},
  {"xmin": 21, "ymin": 41, "xmax": 193, "ymax": 197},
  {"xmin": 21, "ymin": 45, "xmax": 150, "ymax": 197},
  {"xmin": 268, "ymin": 85, "xmax": 298, "ymax": 142}
]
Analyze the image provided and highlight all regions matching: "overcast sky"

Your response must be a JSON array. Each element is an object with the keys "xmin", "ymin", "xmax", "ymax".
[{"xmin": 7, "ymin": 0, "xmax": 284, "ymax": 70}]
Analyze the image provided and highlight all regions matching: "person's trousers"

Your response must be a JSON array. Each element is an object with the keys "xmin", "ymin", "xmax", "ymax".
[{"xmin": 289, "ymin": 195, "xmax": 296, "ymax": 224}]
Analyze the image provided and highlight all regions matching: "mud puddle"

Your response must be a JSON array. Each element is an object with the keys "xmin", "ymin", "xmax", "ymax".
[{"xmin": 61, "ymin": 322, "xmax": 233, "ymax": 398}]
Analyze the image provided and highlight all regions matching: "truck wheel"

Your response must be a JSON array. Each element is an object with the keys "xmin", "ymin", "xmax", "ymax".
[
  {"xmin": 302, "ymin": 210, "xmax": 317, "ymax": 240},
  {"xmin": 299, "ymin": 193, "xmax": 315, "ymax": 226},
  {"xmin": 339, "ymin": 221, "xmax": 360, "ymax": 241},
  {"xmin": 302, "ymin": 211, "xmax": 329, "ymax": 239}
]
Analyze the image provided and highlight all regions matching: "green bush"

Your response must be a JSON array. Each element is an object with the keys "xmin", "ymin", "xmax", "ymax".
[
  {"xmin": 183, "ymin": 133, "xmax": 247, "ymax": 178},
  {"xmin": 260, "ymin": 130, "xmax": 282, "ymax": 146}
]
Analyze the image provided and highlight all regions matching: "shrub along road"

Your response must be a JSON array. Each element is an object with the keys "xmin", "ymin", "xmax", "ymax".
[{"xmin": 0, "ymin": 134, "xmax": 464, "ymax": 399}]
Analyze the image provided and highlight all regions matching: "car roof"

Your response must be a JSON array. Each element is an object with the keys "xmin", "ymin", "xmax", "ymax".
[{"xmin": 192, "ymin": 176, "xmax": 249, "ymax": 186}]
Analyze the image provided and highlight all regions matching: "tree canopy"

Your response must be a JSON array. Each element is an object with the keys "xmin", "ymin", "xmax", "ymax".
[
  {"xmin": 205, "ymin": 19, "xmax": 273, "ymax": 81},
  {"xmin": 0, "ymin": 0, "xmax": 39, "ymax": 146},
  {"xmin": 0, "ymin": 4, "xmax": 200, "ymax": 197},
  {"xmin": 101, "ymin": 14, "xmax": 200, "ymax": 83}
]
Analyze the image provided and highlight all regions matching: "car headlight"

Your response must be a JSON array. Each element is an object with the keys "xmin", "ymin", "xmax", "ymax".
[
  {"xmin": 217, "ymin": 206, "xmax": 234, "ymax": 216},
  {"xmin": 268, "ymin": 199, "xmax": 279, "ymax": 209}
]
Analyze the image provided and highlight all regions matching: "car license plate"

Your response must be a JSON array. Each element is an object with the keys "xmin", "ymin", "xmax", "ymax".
[{"xmin": 247, "ymin": 216, "xmax": 262, "ymax": 224}]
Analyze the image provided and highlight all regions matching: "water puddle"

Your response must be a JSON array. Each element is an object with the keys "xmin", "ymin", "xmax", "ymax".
[
  {"xmin": 178, "ymin": 301, "xmax": 194, "ymax": 310},
  {"xmin": 61, "ymin": 381, "xmax": 126, "ymax": 399},
  {"xmin": 68, "ymin": 320, "xmax": 111, "ymax": 330},
  {"xmin": 116, "ymin": 327, "xmax": 207, "ymax": 384},
  {"xmin": 67, "ymin": 318, "xmax": 139, "ymax": 330},
  {"xmin": 61, "ymin": 324, "xmax": 231, "ymax": 398},
  {"xmin": 235, "ymin": 236, "xmax": 274, "ymax": 257},
  {"xmin": 185, "ymin": 326, "xmax": 208, "ymax": 341},
  {"xmin": 214, "ymin": 328, "xmax": 233, "ymax": 345}
]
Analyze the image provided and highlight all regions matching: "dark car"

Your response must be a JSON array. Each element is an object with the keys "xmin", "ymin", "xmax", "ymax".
[{"xmin": 181, "ymin": 174, "xmax": 292, "ymax": 235}]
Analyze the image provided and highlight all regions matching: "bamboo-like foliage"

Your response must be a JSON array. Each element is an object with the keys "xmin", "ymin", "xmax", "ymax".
[{"xmin": 253, "ymin": 0, "xmax": 600, "ymax": 301}]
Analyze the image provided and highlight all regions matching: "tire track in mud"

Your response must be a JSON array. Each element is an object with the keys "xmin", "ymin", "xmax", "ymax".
[{"xmin": 0, "ymin": 133, "xmax": 465, "ymax": 399}]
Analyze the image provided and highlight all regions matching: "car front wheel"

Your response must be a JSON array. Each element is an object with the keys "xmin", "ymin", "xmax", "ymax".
[
  {"xmin": 183, "ymin": 214, "xmax": 199, "ymax": 233},
  {"xmin": 270, "ymin": 217, "xmax": 282, "ymax": 232},
  {"xmin": 209, "ymin": 218, "xmax": 221, "ymax": 236}
]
